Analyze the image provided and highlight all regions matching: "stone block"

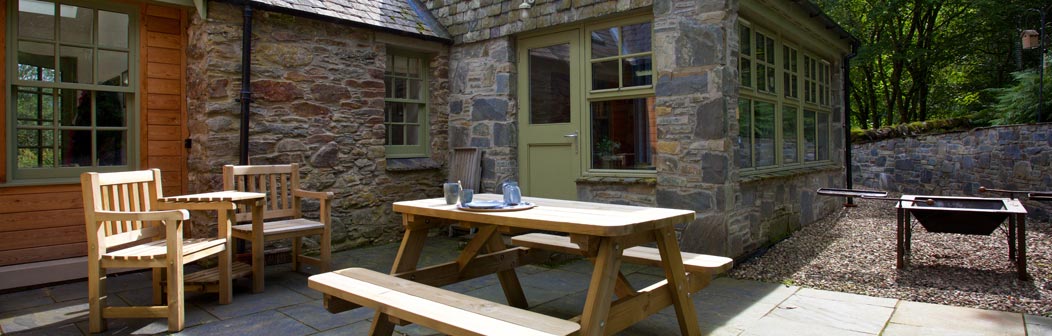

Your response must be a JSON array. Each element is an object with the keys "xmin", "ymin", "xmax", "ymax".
[
  {"xmin": 680, "ymin": 214, "xmax": 728, "ymax": 256},
  {"xmin": 656, "ymin": 72, "xmax": 708, "ymax": 97},
  {"xmin": 694, "ymin": 99, "xmax": 726, "ymax": 140},
  {"xmin": 471, "ymin": 98, "xmax": 509, "ymax": 121}
]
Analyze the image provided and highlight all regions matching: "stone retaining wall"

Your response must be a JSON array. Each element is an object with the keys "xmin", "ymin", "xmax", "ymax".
[{"xmin": 852, "ymin": 124, "xmax": 1052, "ymax": 220}]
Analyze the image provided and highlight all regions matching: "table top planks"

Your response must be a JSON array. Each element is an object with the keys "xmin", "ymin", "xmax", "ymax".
[{"xmin": 393, "ymin": 193, "xmax": 695, "ymax": 237}]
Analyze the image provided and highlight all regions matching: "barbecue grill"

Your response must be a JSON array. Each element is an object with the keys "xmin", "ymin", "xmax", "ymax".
[{"xmin": 817, "ymin": 188, "xmax": 1029, "ymax": 280}]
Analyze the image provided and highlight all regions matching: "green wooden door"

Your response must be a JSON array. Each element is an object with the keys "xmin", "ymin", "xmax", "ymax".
[{"xmin": 517, "ymin": 30, "xmax": 581, "ymax": 200}]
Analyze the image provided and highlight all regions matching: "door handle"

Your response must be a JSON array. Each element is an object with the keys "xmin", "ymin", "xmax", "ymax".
[{"xmin": 564, "ymin": 131, "xmax": 579, "ymax": 154}]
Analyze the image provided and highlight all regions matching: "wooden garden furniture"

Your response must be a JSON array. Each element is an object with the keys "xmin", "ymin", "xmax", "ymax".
[
  {"xmin": 223, "ymin": 164, "xmax": 333, "ymax": 292},
  {"xmin": 309, "ymin": 194, "xmax": 732, "ymax": 336},
  {"xmin": 81, "ymin": 169, "xmax": 231, "ymax": 333}
]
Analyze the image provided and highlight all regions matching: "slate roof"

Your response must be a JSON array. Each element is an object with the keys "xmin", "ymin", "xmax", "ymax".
[{"xmin": 249, "ymin": 0, "xmax": 451, "ymax": 42}]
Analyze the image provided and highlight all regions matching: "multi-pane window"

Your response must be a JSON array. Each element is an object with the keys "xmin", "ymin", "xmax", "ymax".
[
  {"xmin": 588, "ymin": 20, "xmax": 655, "ymax": 171},
  {"xmin": 10, "ymin": 0, "xmax": 135, "ymax": 179},
  {"xmin": 783, "ymin": 45, "xmax": 798, "ymax": 99},
  {"xmin": 754, "ymin": 31, "xmax": 776, "ymax": 94},
  {"xmin": 737, "ymin": 20, "xmax": 833, "ymax": 171},
  {"xmin": 589, "ymin": 21, "xmax": 653, "ymax": 90},
  {"xmin": 384, "ymin": 52, "xmax": 429, "ymax": 158}
]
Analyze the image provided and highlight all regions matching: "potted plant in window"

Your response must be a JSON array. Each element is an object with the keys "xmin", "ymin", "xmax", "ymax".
[{"xmin": 594, "ymin": 137, "xmax": 622, "ymax": 169}]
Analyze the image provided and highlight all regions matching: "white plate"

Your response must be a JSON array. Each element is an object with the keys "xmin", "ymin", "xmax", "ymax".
[{"xmin": 463, "ymin": 200, "xmax": 506, "ymax": 209}]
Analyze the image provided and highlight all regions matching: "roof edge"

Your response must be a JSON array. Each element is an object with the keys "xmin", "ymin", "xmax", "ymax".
[{"xmin": 790, "ymin": 0, "xmax": 860, "ymax": 47}]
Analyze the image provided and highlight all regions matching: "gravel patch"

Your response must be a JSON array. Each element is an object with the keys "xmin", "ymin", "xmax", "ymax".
[{"xmin": 728, "ymin": 194, "xmax": 1052, "ymax": 317}]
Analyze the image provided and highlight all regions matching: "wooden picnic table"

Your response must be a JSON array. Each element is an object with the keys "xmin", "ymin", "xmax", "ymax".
[{"xmin": 310, "ymin": 193, "xmax": 713, "ymax": 336}]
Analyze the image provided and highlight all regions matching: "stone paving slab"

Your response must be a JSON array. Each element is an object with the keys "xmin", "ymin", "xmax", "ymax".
[
  {"xmin": 767, "ymin": 292, "xmax": 893, "ymax": 334},
  {"xmin": 1027, "ymin": 315, "xmax": 1052, "ymax": 336},
  {"xmin": 170, "ymin": 310, "xmax": 315, "ymax": 336},
  {"xmin": 886, "ymin": 300, "xmax": 1026, "ymax": 336}
]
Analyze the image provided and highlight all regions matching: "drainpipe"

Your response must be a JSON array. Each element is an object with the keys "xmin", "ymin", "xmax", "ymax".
[
  {"xmin": 843, "ymin": 41, "xmax": 859, "ymax": 206},
  {"xmin": 237, "ymin": 2, "xmax": 253, "ymax": 165}
]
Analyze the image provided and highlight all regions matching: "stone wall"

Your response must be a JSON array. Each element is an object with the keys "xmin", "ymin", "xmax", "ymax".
[
  {"xmin": 185, "ymin": 3, "xmax": 450, "ymax": 249},
  {"xmin": 852, "ymin": 124, "xmax": 1052, "ymax": 220},
  {"xmin": 424, "ymin": 0, "xmax": 653, "ymax": 44}
]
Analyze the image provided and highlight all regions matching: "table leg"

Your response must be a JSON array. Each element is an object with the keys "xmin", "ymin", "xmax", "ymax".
[
  {"xmin": 655, "ymin": 226, "xmax": 702, "ymax": 336},
  {"xmin": 251, "ymin": 202, "xmax": 265, "ymax": 293},
  {"xmin": 217, "ymin": 207, "xmax": 233, "ymax": 304},
  {"xmin": 370, "ymin": 218, "xmax": 430, "ymax": 335},
  {"xmin": 579, "ymin": 236, "xmax": 624, "ymax": 336},
  {"xmin": 484, "ymin": 231, "xmax": 528, "ymax": 309}
]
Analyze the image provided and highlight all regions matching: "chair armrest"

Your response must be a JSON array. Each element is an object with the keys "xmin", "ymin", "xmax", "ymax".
[
  {"xmin": 95, "ymin": 209, "xmax": 190, "ymax": 222},
  {"xmin": 293, "ymin": 189, "xmax": 334, "ymax": 200}
]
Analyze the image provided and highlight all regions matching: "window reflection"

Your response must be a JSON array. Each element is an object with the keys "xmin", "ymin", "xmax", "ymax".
[
  {"xmin": 590, "ymin": 98, "xmax": 656, "ymax": 170},
  {"xmin": 529, "ymin": 44, "xmax": 572, "ymax": 124}
]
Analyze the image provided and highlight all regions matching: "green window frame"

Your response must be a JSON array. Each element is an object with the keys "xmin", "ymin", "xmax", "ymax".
[
  {"xmin": 383, "ymin": 50, "xmax": 430, "ymax": 158},
  {"xmin": 737, "ymin": 19, "xmax": 833, "ymax": 173},
  {"xmin": 7, "ymin": 0, "xmax": 138, "ymax": 182},
  {"xmin": 585, "ymin": 17, "xmax": 656, "ymax": 172}
]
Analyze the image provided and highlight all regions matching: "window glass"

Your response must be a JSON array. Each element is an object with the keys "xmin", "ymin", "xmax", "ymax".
[
  {"xmin": 782, "ymin": 105, "xmax": 798, "ymax": 164},
  {"xmin": 754, "ymin": 31, "xmax": 776, "ymax": 94},
  {"xmin": 11, "ymin": 0, "xmax": 135, "ymax": 179},
  {"xmin": 529, "ymin": 44, "xmax": 572, "ymax": 124},
  {"xmin": 589, "ymin": 21, "xmax": 652, "ymax": 91},
  {"xmin": 739, "ymin": 24, "xmax": 752, "ymax": 89},
  {"xmin": 738, "ymin": 99, "xmax": 752, "ymax": 168},
  {"xmin": 590, "ymin": 97, "xmax": 655, "ymax": 170},
  {"xmin": 817, "ymin": 112, "xmax": 829, "ymax": 161},
  {"xmin": 753, "ymin": 100, "xmax": 775, "ymax": 167},
  {"xmin": 384, "ymin": 52, "xmax": 429, "ymax": 157},
  {"xmin": 803, "ymin": 109, "xmax": 817, "ymax": 162},
  {"xmin": 783, "ymin": 46, "xmax": 798, "ymax": 99}
]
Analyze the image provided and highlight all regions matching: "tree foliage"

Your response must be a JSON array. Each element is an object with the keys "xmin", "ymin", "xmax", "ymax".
[{"xmin": 813, "ymin": 0, "xmax": 1043, "ymax": 128}]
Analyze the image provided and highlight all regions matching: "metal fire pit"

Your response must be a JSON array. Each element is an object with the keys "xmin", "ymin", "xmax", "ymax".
[{"xmin": 897, "ymin": 195, "xmax": 1028, "ymax": 280}]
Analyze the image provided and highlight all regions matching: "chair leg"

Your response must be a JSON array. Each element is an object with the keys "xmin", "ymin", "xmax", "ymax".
[
  {"xmin": 166, "ymin": 263, "xmax": 185, "ymax": 332},
  {"xmin": 88, "ymin": 263, "xmax": 106, "ymax": 333},
  {"xmin": 320, "ymin": 231, "xmax": 331, "ymax": 272},
  {"xmin": 292, "ymin": 237, "xmax": 302, "ymax": 272},
  {"xmin": 152, "ymin": 268, "xmax": 164, "ymax": 305}
]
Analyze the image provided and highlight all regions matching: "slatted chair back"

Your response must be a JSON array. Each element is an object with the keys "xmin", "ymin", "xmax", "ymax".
[
  {"xmin": 81, "ymin": 169, "xmax": 166, "ymax": 250},
  {"xmin": 223, "ymin": 163, "xmax": 300, "ymax": 223},
  {"xmin": 449, "ymin": 147, "xmax": 482, "ymax": 191}
]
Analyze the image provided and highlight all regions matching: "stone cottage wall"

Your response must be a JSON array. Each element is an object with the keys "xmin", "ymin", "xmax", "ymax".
[
  {"xmin": 185, "ymin": 3, "xmax": 450, "ymax": 249},
  {"xmin": 427, "ymin": 0, "xmax": 846, "ymax": 259},
  {"xmin": 852, "ymin": 124, "xmax": 1052, "ymax": 220}
]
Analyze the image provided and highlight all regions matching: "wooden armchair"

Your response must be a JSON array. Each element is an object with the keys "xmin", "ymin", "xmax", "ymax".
[
  {"xmin": 81, "ymin": 169, "xmax": 229, "ymax": 333},
  {"xmin": 223, "ymin": 164, "xmax": 333, "ymax": 292}
]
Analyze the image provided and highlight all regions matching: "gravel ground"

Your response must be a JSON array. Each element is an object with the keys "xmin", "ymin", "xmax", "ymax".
[{"xmin": 728, "ymin": 194, "xmax": 1052, "ymax": 317}]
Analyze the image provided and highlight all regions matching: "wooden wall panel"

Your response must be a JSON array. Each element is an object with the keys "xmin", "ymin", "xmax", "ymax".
[
  {"xmin": 0, "ymin": 0, "xmax": 6, "ymax": 184},
  {"xmin": 0, "ymin": 3, "xmax": 189, "ymax": 268}
]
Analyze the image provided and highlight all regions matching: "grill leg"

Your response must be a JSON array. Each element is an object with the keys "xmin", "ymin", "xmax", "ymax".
[
  {"xmin": 1008, "ymin": 216, "xmax": 1016, "ymax": 262},
  {"xmin": 896, "ymin": 207, "xmax": 905, "ymax": 269},
  {"xmin": 904, "ymin": 211, "xmax": 912, "ymax": 259},
  {"xmin": 1017, "ymin": 214, "xmax": 1028, "ymax": 281}
]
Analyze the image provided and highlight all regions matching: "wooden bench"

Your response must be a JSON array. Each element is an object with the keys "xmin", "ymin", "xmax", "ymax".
[
  {"xmin": 308, "ymin": 268, "xmax": 580, "ymax": 336},
  {"xmin": 511, "ymin": 233, "xmax": 733, "ymax": 276}
]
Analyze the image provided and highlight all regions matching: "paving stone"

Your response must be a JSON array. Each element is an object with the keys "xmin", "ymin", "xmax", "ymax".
[
  {"xmin": 277, "ymin": 299, "xmax": 372, "ymax": 331},
  {"xmin": 0, "ymin": 289, "xmax": 53, "ymax": 314},
  {"xmin": 698, "ymin": 277, "xmax": 799, "ymax": 304},
  {"xmin": 463, "ymin": 280, "xmax": 576, "ymax": 307},
  {"xmin": 741, "ymin": 314, "xmax": 875, "ymax": 336},
  {"xmin": 0, "ymin": 300, "xmax": 88, "ymax": 333},
  {"xmin": 170, "ymin": 310, "xmax": 314, "ymax": 336},
  {"xmin": 0, "ymin": 322, "xmax": 82, "ymax": 336},
  {"xmin": 440, "ymin": 273, "xmax": 500, "ymax": 293},
  {"xmin": 624, "ymin": 272, "xmax": 665, "ymax": 290},
  {"xmin": 794, "ymin": 287, "xmax": 898, "ymax": 308},
  {"xmin": 767, "ymin": 293, "xmax": 893, "ymax": 334},
  {"xmin": 48, "ymin": 271, "xmax": 153, "ymax": 303},
  {"xmin": 530, "ymin": 290, "xmax": 588, "ymax": 320},
  {"xmin": 1027, "ymin": 315, "xmax": 1052, "ymax": 336},
  {"xmin": 267, "ymin": 270, "xmax": 322, "ymax": 300},
  {"xmin": 196, "ymin": 284, "xmax": 311, "ymax": 320},
  {"xmin": 311, "ymin": 318, "xmax": 373, "ymax": 335},
  {"xmin": 888, "ymin": 300, "xmax": 1025, "ymax": 336},
  {"xmin": 519, "ymin": 269, "xmax": 591, "ymax": 289},
  {"xmin": 72, "ymin": 302, "xmax": 217, "ymax": 336}
]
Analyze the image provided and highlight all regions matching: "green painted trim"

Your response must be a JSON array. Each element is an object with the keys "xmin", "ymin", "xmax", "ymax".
[
  {"xmin": 5, "ymin": 0, "xmax": 140, "ymax": 182},
  {"xmin": 383, "ymin": 49, "xmax": 430, "ymax": 158}
]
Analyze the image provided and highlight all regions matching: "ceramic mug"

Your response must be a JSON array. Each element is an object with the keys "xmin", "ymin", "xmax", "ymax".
[
  {"xmin": 502, "ymin": 181, "xmax": 521, "ymax": 205},
  {"xmin": 460, "ymin": 188, "xmax": 474, "ymax": 205},
  {"xmin": 443, "ymin": 182, "xmax": 460, "ymax": 205}
]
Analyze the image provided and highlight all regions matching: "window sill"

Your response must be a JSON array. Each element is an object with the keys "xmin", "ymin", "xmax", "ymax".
[
  {"xmin": 576, "ymin": 176, "xmax": 657, "ymax": 186},
  {"xmin": 385, "ymin": 157, "xmax": 442, "ymax": 172},
  {"xmin": 739, "ymin": 164, "xmax": 841, "ymax": 183}
]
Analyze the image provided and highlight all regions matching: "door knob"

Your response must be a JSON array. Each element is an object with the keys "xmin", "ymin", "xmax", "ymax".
[{"xmin": 564, "ymin": 131, "xmax": 579, "ymax": 153}]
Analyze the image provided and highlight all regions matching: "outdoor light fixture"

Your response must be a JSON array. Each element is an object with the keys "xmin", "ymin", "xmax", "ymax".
[
  {"xmin": 519, "ymin": 0, "xmax": 534, "ymax": 19},
  {"xmin": 1022, "ymin": 8, "xmax": 1048, "ymax": 122}
]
